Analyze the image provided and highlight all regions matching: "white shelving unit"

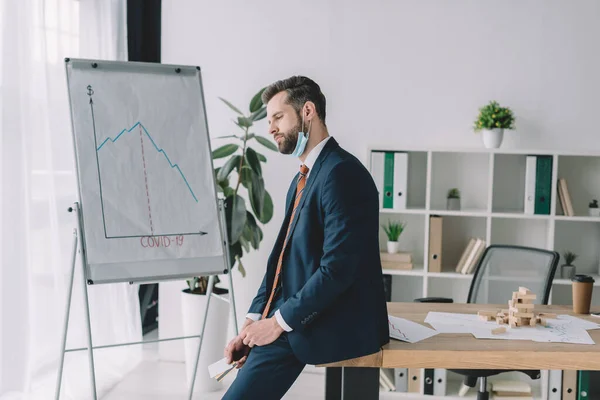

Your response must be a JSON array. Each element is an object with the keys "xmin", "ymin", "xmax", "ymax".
[{"xmin": 370, "ymin": 146, "xmax": 600, "ymax": 399}]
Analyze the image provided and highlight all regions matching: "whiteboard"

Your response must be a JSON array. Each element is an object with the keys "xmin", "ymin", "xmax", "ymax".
[{"xmin": 64, "ymin": 58, "xmax": 227, "ymax": 284}]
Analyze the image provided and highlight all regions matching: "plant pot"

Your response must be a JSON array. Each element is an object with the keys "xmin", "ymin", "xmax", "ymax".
[
  {"xmin": 387, "ymin": 241, "xmax": 400, "ymax": 254},
  {"xmin": 589, "ymin": 208, "xmax": 600, "ymax": 217},
  {"xmin": 481, "ymin": 128, "xmax": 504, "ymax": 149},
  {"xmin": 181, "ymin": 287, "xmax": 230, "ymax": 393},
  {"xmin": 447, "ymin": 198, "xmax": 461, "ymax": 211},
  {"xmin": 561, "ymin": 265, "xmax": 576, "ymax": 280}
]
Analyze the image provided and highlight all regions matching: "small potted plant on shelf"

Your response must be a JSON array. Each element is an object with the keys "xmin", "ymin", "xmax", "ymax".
[
  {"xmin": 382, "ymin": 220, "xmax": 406, "ymax": 254},
  {"xmin": 561, "ymin": 251, "xmax": 577, "ymax": 279},
  {"xmin": 473, "ymin": 100, "xmax": 516, "ymax": 148},
  {"xmin": 589, "ymin": 199, "xmax": 599, "ymax": 217},
  {"xmin": 447, "ymin": 188, "xmax": 461, "ymax": 211}
]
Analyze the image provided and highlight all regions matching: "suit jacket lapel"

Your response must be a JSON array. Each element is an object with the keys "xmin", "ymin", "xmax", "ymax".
[{"xmin": 283, "ymin": 137, "xmax": 338, "ymax": 247}]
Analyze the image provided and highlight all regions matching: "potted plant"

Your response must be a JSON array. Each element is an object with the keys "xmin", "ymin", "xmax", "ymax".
[
  {"xmin": 473, "ymin": 100, "xmax": 516, "ymax": 148},
  {"xmin": 561, "ymin": 251, "xmax": 577, "ymax": 279},
  {"xmin": 382, "ymin": 220, "xmax": 406, "ymax": 254},
  {"xmin": 589, "ymin": 199, "xmax": 599, "ymax": 217},
  {"xmin": 181, "ymin": 277, "xmax": 230, "ymax": 393},
  {"xmin": 447, "ymin": 188, "xmax": 461, "ymax": 211},
  {"xmin": 180, "ymin": 87, "xmax": 277, "ymax": 392}
]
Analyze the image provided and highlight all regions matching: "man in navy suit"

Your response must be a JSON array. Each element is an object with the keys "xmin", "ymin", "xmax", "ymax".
[{"xmin": 223, "ymin": 76, "xmax": 389, "ymax": 399}]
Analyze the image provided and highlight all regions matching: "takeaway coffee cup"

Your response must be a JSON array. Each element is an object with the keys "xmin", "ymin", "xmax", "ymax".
[{"xmin": 572, "ymin": 274, "xmax": 595, "ymax": 314}]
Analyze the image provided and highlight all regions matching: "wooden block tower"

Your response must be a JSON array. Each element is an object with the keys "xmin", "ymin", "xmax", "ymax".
[
  {"xmin": 478, "ymin": 287, "xmax": 558, "ymax": 333},
  {"xmin": 508, "ymin": 287, "xmax": 536, "ymax": 328}
]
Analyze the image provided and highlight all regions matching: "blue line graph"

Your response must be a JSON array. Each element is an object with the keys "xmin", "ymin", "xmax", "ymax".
[{"xmin": 97, "ymin": 122, "xmax": 198, "ymax": 202}]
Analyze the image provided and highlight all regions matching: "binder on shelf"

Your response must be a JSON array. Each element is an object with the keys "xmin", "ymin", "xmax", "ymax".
[
  {"xmin": 524, "ymin": 155, "xmax": 537, "ymax": 214},
  {"xmin": 393, "ymin": 152, "xmax": 408, "ymax": 210},
  {"xmin": 384, "ymin": 152, "xmax": 395, "ymax": 209},
  {"xmin": 578, "ymin": 370, "xmax": 589, "ymax": 399},
  {"xmin": 548, "ymin": 370, "xmax": 563, "ymax": 400},
  {"xmin": 428, "ymin": 216, "xmax": 443, "ymax": 273},
  {"xmin": 433, "ymin": 368, "xmax": 447, "ymax": 396},
  {"xmin": 534, "ymin": 155, "xmax": 552, "ymax": 215},
  {"xmin": 394, "ymin": 368, "xmax": 408, "ymax": 392},
  {"xmin": 423, "ymin": 368, "xmax": 434, "ymax": 395},
  {"xmin": 563, "ymin": 369, "xmax": 577, "ymax": 400},
  {"xmin": 369, "ymin": 150, "xmax": 408, "ymax": 210},
  {"xmin": 407, "ymin": 368, "xmax": 421, "ymax": 393}
]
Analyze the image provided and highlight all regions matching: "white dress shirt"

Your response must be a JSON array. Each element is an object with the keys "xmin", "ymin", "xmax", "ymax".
[{"xmin": 246, "ymin": 136, "xmax": 333, "ymax": 331}]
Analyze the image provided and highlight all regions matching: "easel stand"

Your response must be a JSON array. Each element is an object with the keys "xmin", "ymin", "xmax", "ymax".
[{"xmin": 55, "ymin": 200, "xmax": 238, "ymax": 400}]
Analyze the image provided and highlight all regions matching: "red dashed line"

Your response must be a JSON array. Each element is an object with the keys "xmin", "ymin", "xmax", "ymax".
[{"xmin": 139, "ymin": 125, "xmax": 154, "ymax": 234}]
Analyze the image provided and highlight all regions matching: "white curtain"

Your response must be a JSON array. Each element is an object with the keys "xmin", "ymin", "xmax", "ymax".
[{"xmin": 0, "ymin": 1, "xmax": 142, "ymax": 399}]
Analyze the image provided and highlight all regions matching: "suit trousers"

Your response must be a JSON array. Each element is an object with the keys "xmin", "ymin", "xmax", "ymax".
[{"xmin": 222, "ymin": 290, "xmax": 306, "ymax": 400}]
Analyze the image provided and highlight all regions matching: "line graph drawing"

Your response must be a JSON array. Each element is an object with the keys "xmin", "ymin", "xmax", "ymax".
[
  {"xmin": 87, "ymin": 85, "xmax": 206, "ymax": 239},
  {"xmin": 388, "ymin": 319, "xmax": 409, "ymax": 342},
  {"xmin": 97, "ymin": 121, "xmax": 199, "ymax": 203}
]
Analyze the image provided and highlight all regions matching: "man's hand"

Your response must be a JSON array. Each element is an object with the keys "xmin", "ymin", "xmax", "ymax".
[
  {"xmin": 240, "ymin": 317, "xmax": 284, "ymax": 347},
  {"xmin": 224, "ymin": 318, "xmax": 254, "ymax": 368}
]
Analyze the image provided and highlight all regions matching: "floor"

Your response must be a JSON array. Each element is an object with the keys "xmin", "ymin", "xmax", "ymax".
[{"xmin": 101, "ymin": 329, "xmax": 328, "ymax": 400}]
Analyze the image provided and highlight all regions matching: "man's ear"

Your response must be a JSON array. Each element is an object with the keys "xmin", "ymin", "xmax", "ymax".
[{"xmin": 303, "ymin": 101, "xmax": 317, "ymax": 121}]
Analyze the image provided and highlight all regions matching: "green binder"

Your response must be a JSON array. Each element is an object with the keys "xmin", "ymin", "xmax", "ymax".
[
  {"xmin": 383, "ymin": 152, "xmax": 394, "ymax": 209},
  {"xmin": 534, "ymin": 156, "xmax": 552, "ymax": 215},
  {"xmin": 578, "ymin": 370, "xmax": 589, "ymax": 399}
]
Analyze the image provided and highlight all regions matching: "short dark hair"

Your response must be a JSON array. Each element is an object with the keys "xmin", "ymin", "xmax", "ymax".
[{"xmin": 262, "ymin": 76, "xmax": 327, "ymax": 124}]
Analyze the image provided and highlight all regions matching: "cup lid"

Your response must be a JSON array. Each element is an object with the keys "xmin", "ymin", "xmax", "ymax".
[{"xmin": 572, "ymin": 274, "xmax": 595, "ymax": 283}]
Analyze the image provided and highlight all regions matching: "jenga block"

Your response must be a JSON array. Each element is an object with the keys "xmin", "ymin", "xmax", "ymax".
[
  {"xmin": 519, "ymin": 287, "xmax": 531, "ymax": 295},
  {"xmin": 519, "ymin": 294, "xmax": 537, "ymax": 301},
  {"xmin": 478, "ymin": 310, "xmax": 498, "ymax": 317},
  {"xmin": 478, "ymin": 314, "xmax": 493, "ymax": 322},
  {"xmin": 538, "ymin": 312, "xmax": 556, "ymax": 319},
  {"xmin": 514, "ymin": 312, "xmax": 534, "ymax": 318},
  {"xmin": 508, "ymin": 300, "xmax": 514, "ymax": 308},
  {"xmin": 540, "ymin": 318, "xmax": 548, "ymax": 327},
  {"xmin": 514, "ymin": 303, "xmax": 535, "ymax": 311},
  {"xmin": 530, "ymin": 318, "xmax": 537, "ymax": 327},
  {"xmin": 510, "ymin": 320, "xmax": 516, "ymax": 328},
  {"xmin": 492, "ymin": 326, "xmax": 506, "ymax": 334},
  {"xmin": 501, "ymin": 309, "xmax": 509, "ymax": 314}
]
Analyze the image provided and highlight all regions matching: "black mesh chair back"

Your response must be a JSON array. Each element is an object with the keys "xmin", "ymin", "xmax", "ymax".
[{"xmin": 468, "ymin": 245, "xmax": 559, "ymax": 306}]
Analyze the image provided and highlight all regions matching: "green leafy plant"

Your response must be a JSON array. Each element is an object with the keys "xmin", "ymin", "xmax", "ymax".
[
  {"xmin": 447, "ymin": 188, "xmax": 460, "ymax": 199},
  {"xmin": 563, "ymin": 251, "xmax": 578, "ymax": 266},
  {"xmin": 186, "ymin": 87, "xmax": 277, "ymax": 294},
  {"xmin": 589, "ymin": 199, "xmax": 598, "ymax": 208},
  {"xmin": 382, "ymin": 221, "xmax": 406, "ymax": 242},
  {"xmin": 473, "ymin": 100, "xmax": 516, "ymax": 132}
]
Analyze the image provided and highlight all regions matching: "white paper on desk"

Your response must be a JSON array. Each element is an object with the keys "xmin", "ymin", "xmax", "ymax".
[
  {"xmin": 388, "ymin": 315, "xmax": 438, "ymax": 343},
  {"xmin": 471, "ymin": 323, "xmax": 595, "ymax": 345},
  {"xmin": 425, "ymin": 312, "xmax": 498, "ymax": 329},
  {"xmin": 550, "ymin": 315, "xmax": 600, "ymax": 330}
]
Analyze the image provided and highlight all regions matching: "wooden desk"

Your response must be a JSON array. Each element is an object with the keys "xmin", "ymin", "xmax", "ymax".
[{"xmin": 323, "ymin": 302, "xmax": 600, "ymax": 399}]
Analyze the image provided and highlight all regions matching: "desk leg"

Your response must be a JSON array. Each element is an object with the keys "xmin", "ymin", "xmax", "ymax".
[{"xmin": 325, "ymin": 366, "xmax": 379, "ymax": 400}]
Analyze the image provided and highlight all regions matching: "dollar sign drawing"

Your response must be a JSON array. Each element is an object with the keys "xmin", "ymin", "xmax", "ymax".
[{"xmin": 87, "ymin": 85, "xmax": 94, "ymax": 96}]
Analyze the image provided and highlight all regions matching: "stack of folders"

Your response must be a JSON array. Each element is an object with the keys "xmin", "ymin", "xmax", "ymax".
[
  {"xmin": 548, "ymin": 370, "xmax": 600, "ymax": 400},
  {"xmin": 455, "ymin": 238, "xmax": 486, "ymax": 274},
  {"xmin": 381, "ymin": 252, "xmax": 413, "ymax": 270},
  {"xmin": 391, "ymin": 368, "xmax": 447, "ymax": 395},
  {"xmin": 557, "ymin": 178, "xmax": 575, "ymax": 216},
  {"xmin": 379, "ymin": 369, "xmax": 395, "ymax": 391},
  {"xmin": 370, "ymin": 150, "xmax": 408, "ymax": 210},
  {"xmin": 524, "ymin": 155, "xmax": 553, "ymax": 215}
]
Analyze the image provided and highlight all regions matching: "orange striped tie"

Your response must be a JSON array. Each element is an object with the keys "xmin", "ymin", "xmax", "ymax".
[{"xmin": 261, "ymin": 164, "xmax": 310, "ymax": 320}]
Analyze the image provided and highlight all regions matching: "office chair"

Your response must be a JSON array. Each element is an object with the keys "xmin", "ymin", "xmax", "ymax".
[{"xmin": 415, "ymin": 244, "xmax": 560, "ymax": 400}]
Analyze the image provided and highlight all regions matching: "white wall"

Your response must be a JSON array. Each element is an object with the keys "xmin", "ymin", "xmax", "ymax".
[{"xmin": 161, "ymin": 0, "xmax": 600, "ymax": 333}]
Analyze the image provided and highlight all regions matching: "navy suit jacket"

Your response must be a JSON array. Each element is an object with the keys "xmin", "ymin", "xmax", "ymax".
[{"xmin": 248, "ymin": 137, "xmax": 390, "ymax": 365}]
